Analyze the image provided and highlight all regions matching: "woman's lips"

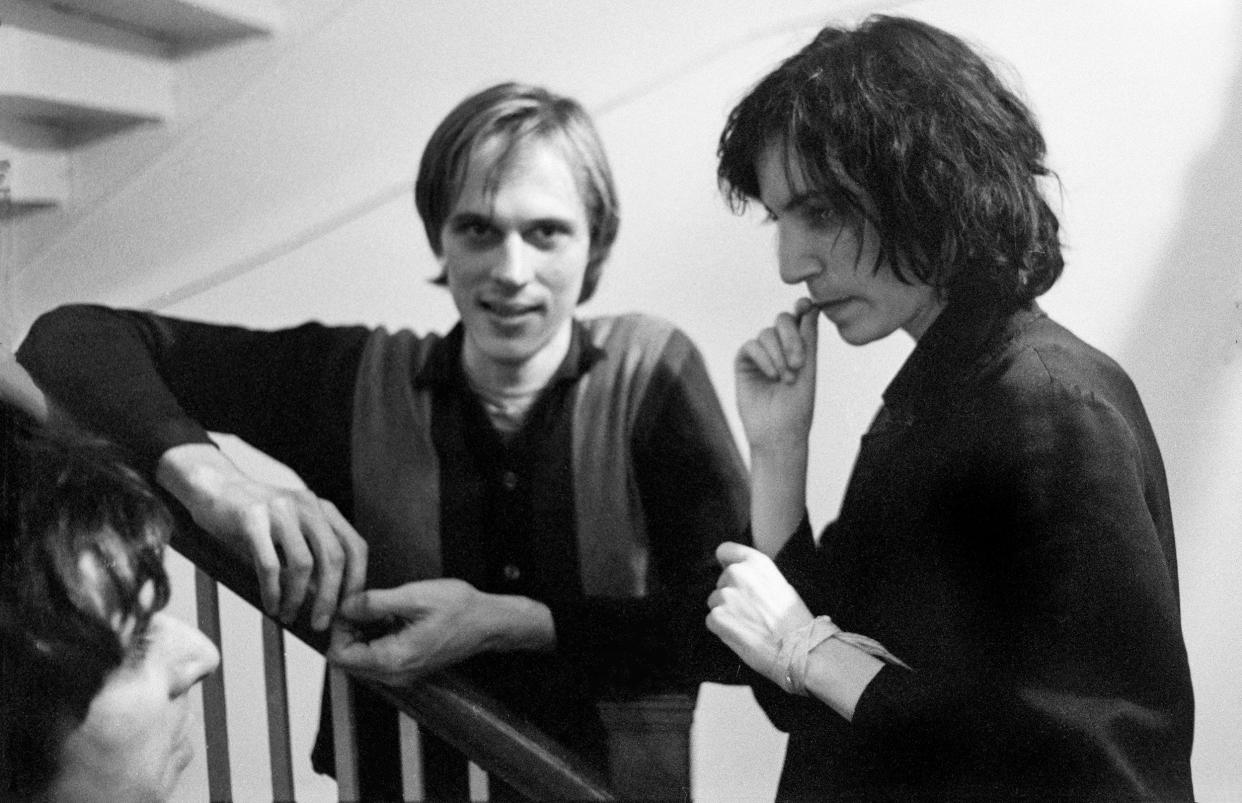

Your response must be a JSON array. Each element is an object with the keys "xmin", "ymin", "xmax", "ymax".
[{"xmin": 814, "ymin": 297, "xmax": 854, "ymax": 315}]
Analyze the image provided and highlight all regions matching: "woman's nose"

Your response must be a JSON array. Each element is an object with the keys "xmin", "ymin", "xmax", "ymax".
[{"xmin": 776, "ymin": 223, "xmax": 821, "ymax": 286}]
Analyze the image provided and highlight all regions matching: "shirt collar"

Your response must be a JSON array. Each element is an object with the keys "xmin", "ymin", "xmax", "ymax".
[
  {"xmin": 882, "ymin": 296, "xmax": 1045, "ymax": 416},
  {"xmin": 413, "ymin": 318, "xmax": 606, "ymax": 390}
]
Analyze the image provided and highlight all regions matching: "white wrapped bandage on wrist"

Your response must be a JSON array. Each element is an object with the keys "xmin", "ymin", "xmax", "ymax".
[{"xmin": 773, "ymin": 615, "xmax": 911, "ymax": 695}]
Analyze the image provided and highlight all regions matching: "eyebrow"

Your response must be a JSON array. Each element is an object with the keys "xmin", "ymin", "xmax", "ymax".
[
  {"xmin": 784, "ymin": 191, "xmax": 833, "ymax": 213},
  {"xmin": 764, "ymin": 190, "xmax": 829, "ymax": 219},
  {"xmin": 447, "ymin": 210, "xmax": 578, "ymax": 231},
  {"xmin": 446, "ymin": 211, "xmax": 493, "ymax": 226}
]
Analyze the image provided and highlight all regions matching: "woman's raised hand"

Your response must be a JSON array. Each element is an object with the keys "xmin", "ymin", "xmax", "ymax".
[{"xmin": 734, "ymin": 298, "xmax": 820, "ymax": 452}]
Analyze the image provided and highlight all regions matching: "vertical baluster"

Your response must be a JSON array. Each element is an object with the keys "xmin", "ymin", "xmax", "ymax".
[
  {"xmin": 329, "ymin": 667, "xmax": 361, "ymax": 801},
  {"xmin": 399, "ymin": 712, "xmax": 425, "ymax": 801},
  {"xmin": 195, "ymin": 569, "xmax": 232, "ymax": 802},
  {"xmin": 261, "ymin": 618, "xmax": 295, "ymax": 802},
  {"xmin": 469, "ymin": 762, "xmax": 490, "ymax": 801}
]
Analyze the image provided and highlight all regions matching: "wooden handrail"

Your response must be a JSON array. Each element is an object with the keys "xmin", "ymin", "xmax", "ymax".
[{"xmin": 168, "ymin": 511, "xmax": 615, "ymax": 801}]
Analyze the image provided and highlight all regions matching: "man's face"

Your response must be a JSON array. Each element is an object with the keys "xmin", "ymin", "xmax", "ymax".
[
  {"xmin": 441, "ymin": 137, "xmax": 591, "ymax": 373},
  {"xmin": 51, "ymin": 601, "xmax": 220, "ymax": 802},
  {"xmin": 755, "ymin": 143, "xmax": 943, "ymax": 344}
]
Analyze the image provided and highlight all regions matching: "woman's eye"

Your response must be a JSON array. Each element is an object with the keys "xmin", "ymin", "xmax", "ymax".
[{"xmin": 805, "ymin": 205, "xmax": 840, "ymax": 228}]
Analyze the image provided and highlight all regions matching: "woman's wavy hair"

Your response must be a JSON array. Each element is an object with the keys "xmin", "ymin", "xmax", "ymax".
[
  {"xmin": 0, "ymin": 418, "xmax": 172, "ymax": 801},
  {"xmin": 718, "ymin": 15, "xmax": 1063, "ymax": 305},
  {"xmin": 415, "ymin": 81, "xmax": 620, "ymax": 304}
]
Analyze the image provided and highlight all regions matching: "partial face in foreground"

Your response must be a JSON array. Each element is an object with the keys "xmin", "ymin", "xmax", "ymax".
[
  {"xmin": 442, "ymin": 136, "xmax": 591, "ymax": 373},
  {"xmin": 50, "ymin": 562, "xmax": 219, "ymax": 803},
  {"xmin": 755, "ymin": 143, "xmax": 943, "ymax": 344}
]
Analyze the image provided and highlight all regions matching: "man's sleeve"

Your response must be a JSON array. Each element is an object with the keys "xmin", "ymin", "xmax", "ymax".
[
  {"xmin": 548, "ymin": 328, "xmax": 752, "ymax": 689},
  {"xmin": 18, "ymin": 304, "xmax": 369, "ymax": 501}
]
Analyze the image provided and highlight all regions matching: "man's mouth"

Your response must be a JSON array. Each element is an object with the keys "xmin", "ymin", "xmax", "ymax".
[{"xmin": 480, "ymin": 300, "xmax": 541, "ymax": 318}]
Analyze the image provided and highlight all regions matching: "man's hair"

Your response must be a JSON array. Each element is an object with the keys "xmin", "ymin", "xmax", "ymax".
[
  {"xmin": 0, "ymin": 416, "xmax": 172, "ymax": 800},
  {"xmin": 718, "ymin": 15, "xmax": 1063, "ymax": 305},
  {"xmin": 415, "ymin": 81, "xmax": 620, "ymax": 304}
]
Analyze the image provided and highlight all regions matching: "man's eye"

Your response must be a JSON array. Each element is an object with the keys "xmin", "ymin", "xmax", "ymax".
[
  {"xmin": 452, "ymin": 220, "xmax": 498, "ymax": 245},
  {"xmin": 527, "ymin": 223, "xmax": 568, "ymax": 248}
]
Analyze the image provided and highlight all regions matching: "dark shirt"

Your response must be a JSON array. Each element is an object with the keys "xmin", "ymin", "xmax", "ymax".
[{"xmin": 755, "ymin": 300, "xmax": 1194, "ymax": 802}]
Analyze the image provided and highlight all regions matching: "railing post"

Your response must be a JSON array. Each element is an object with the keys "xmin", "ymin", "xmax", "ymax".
[
  {"xmin": 261, "ymin": 617, "xmax": 295, "ymax": 802},
  {"xmin": 194, "ymin": 569, "xmax": 232, "ymax": 803},
  {"xmin": 398, "ymin": 712, "xmax": 425, "ymax": 801},
  {"xmin": 329, "ymin": 668, "xmax": 361, "ymax": 802}
]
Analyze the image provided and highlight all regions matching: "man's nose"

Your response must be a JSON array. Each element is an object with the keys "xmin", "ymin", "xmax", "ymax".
[{"xmin": 490, "ymin": 232, "xmax": 533, "ymax": 286}]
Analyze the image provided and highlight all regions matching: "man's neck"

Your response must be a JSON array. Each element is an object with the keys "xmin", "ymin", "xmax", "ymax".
[{"xmin": 461, "ymin": 321, "xmax": 573, "ymax": 398}]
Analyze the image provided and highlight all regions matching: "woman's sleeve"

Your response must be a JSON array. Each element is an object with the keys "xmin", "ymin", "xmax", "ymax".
[
  {"xmin": 771, "ymin": 383, "xmax": 1193, "ymax": 796},
  {"xmin": 547, "ymin": 328, "xmax": 753, "ymax": 689},
  {"xmin": 17, "ymin": 304, "xmax": 369, "ymax": 498}
]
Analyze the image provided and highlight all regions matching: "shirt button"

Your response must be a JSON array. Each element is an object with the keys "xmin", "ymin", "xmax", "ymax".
[
  {"xmin": 501, "ymin": 471, "xmax": 518, "ymax": 490},
  {"xmin": 503, "ymin": 564, "xmax": 521, "ymax": 582}
]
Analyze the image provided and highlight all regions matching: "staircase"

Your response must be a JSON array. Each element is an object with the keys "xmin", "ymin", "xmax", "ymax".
[{"xmin": 0, "ymin": 0, "xmax": 283, "ymax": 212}]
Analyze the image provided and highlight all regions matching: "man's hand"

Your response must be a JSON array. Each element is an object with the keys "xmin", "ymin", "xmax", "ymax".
[
  {"xmin": 734, "ymin": 297, "xmax": 819, "ymax": 453},
  {"xmin": 327, "ymin": 579, "xmax": 555, "ymax": 686},
  {"xmin": 706, "ymin": 541, "xmax": 813, "ymax": 686},
  {"xmin": 157, "ymin": 443, "xmax": 367, "ymax": 630}
]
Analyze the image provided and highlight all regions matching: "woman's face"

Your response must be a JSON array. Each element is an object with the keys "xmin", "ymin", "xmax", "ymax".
[
  {"xmin": 51, "ymin": 584, "xmax": 219, "ymax": 802},
  {"xmin": 441, "ymin": 137, "xmax": 591, "ymax": 375},
  {"xmin": 755, "ymin": 143, "xmax": 943, "ymax": 344}
]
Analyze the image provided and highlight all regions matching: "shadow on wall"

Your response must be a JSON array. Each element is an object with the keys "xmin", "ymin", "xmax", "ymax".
[{"xmin": 1115, "ymin": 27, "xmax": 1242, "ymax": 513}]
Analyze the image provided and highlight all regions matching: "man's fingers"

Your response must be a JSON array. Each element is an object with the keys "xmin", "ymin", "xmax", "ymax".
[
  {"xmin": 338, "ymin": 586, "xmax": 409, "ymax": 623},
  {"xmin": 329, "ymin": 630, "xmax": 419, "ymax": 685},
  {"xmin": 271, "ymin": 505, "xmax": 313, "ymax": 624},
  {"xmin": 300, "ymin": 501, "xmax": 345, "ymax": 630},
  {"xmin": 323, "ymin": 500, "xmax": 369, "ymax": 599},
  {"xmin": 244, "ymin": 518, "xmax": 282, "ymax": 618}
]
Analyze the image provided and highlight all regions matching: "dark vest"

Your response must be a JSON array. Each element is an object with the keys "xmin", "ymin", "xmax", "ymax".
[{"xmin": 349, "ymin": 314, "xmax": 678, "ymax": 597}]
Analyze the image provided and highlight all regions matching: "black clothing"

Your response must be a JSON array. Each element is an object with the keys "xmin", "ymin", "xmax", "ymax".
[{"xmin": 758, "ymin": 300, "xmax": 1194, "ymax": 801}]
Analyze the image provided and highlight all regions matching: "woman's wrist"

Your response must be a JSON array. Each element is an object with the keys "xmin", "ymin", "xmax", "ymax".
[
  {"xmin": 802, "ymin": 636, "xmax": 885, "ymax": 722},
  {"xmin": 749, "ymin": 443, "xmax": 809, "ymax": 555}
]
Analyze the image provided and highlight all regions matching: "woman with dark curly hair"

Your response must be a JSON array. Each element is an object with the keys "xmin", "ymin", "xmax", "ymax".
[{"xmin": 706, "ymin": 15, "xmax": 1194, "ymax": 801}]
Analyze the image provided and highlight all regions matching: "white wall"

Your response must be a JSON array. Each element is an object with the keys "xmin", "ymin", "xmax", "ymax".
[{"xmin": 7, "ymin": 1, "xmax": 1241, "ymax": 800}]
